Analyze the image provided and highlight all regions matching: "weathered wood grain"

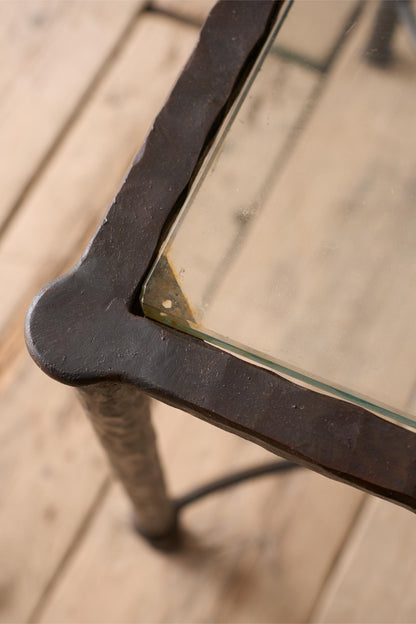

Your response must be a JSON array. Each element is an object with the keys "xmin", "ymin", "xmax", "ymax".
[
  {"xmin": 275, "ymin": 0, "xmax": 358, "ymax": 68},
  {"xmin": 0, "ymin": 1, "xmax": 145, "ymax": 231},
  {"xmin": 152, "ymin": 0, "xmax": 215, "ymax": 24},
  {"xmin": 312, "ymin": 498, "xmax": 416, "ymax": 623}
]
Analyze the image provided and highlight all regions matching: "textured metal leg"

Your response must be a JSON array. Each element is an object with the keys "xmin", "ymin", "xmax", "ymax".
[
  {"xmin": 363, "ymin": 0, "xmax": 399, "ymax": 66},
  {"xmin": 77, "ymin": 382, "xmax": 178, "ymax": 548},
  {"xmin": 396, "ymin": 0, "xmax": 416, "ymax": 54}
]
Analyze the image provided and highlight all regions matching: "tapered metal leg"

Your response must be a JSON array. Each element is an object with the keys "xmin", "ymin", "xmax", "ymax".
[
  {"xmin": 396, "ymin": 0, "xmax": 416, "ymax": 53},
  {"xmin": 77, "ymin": 382, "xmax": 178, "ymax": 548},
  {"xmin": 364, "ymin": 0, "xmax": 399, "ymax": 66}
]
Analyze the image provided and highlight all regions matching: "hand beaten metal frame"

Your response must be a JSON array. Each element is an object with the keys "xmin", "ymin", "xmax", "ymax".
[{"xmin": 26, "ymin": 0, "xmax": 416, "ymax": 549}]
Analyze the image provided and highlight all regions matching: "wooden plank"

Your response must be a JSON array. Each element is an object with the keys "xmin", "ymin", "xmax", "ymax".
[
  {"xmin": 0, "ymin": 15, "xmax": 198, "ymax": 357},
  {"xmin": 275, "ymin": 0, "xmax": 358, "ymax": 69},
  {"xmin": 0, "ymin": 1, "xmax": 145, "ymax": 232},
  {"xmin": 312, "ymin": 498, "xmax": 416, "ymax": 623},
  {"xmin": 153, "ymin": 0, "xmax": 356, "ymax": 68},
  {"xmin": 37, "ymin": 406, "xmax": 363, "ymax": 623},
  {"xmin": 0, "ymin": 351, "xmax": 109, "ymax": 623},
  {"xmin": 152, "ymin": 0, "xmax": 215, "ymax": 24}
]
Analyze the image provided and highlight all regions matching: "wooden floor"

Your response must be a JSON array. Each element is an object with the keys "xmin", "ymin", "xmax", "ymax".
[{"xmin": 2, "ymin": 2, "xmax": 416, "ymax": 623}]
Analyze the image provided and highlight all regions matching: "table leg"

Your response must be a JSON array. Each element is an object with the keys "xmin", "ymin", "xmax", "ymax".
[
  {"xmin": 363, "ymin": 0, "xmax": 399, "ymax": 66},
  {"xmin": 77, "ymin": 382, "xmax": 178, "ymax": 548}
]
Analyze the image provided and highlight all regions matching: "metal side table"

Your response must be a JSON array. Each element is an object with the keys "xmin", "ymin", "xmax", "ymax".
[{"xmin": 26, "ymin": 0, "xmax": 416, "ymax": 550}]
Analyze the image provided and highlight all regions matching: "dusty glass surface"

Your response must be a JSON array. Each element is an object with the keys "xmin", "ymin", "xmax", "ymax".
[{"xmin": 141, "ymin": 1, "xmax": 416, "ymax": 428}]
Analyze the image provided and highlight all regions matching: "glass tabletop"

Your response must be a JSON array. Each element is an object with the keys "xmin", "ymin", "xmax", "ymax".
[{"xmin": 141, "ymin": 0, "xmax": 416, "ymax": 428}]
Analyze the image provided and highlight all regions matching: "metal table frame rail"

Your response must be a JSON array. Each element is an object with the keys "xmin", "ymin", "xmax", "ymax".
[{"xmin": 26, "ymin": 0, "xmax": 416, "ymax": 550}]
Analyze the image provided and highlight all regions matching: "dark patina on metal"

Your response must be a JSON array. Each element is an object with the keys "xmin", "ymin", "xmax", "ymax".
[{"xmin": 26, "ymin": 0, "xmax": 416, "ymax": 531}]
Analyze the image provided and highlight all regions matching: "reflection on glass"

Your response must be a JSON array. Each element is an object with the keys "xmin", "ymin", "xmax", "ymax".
[{"xmin": 141, "ymin": 1, "xmax": 416, "ymax": 428}]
